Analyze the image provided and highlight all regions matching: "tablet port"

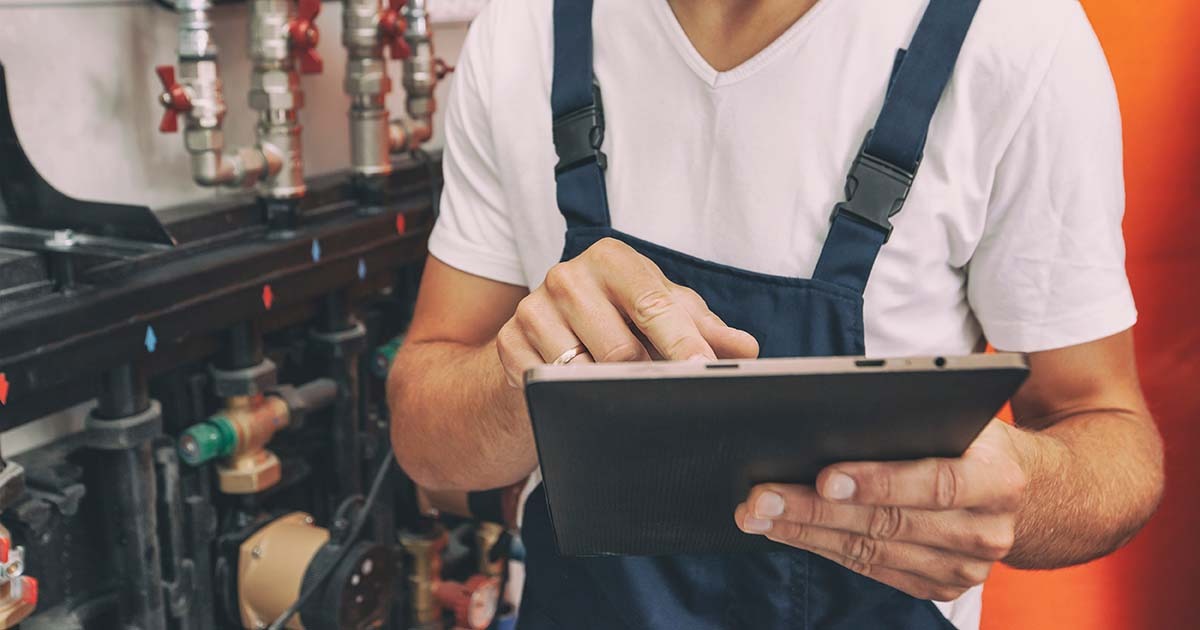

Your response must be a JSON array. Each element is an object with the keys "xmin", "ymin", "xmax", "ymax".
[
  {"xmin": 706, "ymin": 363, "xmax": 739, "ymax": 369},
  {"xmin": 934, "ymin": 357, "xmax": 947, "ymax": 368},
  {"xmin": 855, "ymin": 359, "xmax": 886, "ymax": 367}
]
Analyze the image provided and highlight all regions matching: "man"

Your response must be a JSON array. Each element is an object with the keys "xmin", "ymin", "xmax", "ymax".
[{"xmin": 389, "ymin": 0, "xmax": 1164, "ymax": 628}]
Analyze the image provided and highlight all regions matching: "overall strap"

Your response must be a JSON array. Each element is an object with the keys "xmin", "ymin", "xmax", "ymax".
[
  {"xmin": 812, "ymin": 0, "xmax": 980, "ymax": 294},
  {"xmin": 552, "ymin": 0, "xmax": 611, "ymax": 230}
]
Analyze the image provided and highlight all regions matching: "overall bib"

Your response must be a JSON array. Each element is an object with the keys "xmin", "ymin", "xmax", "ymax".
[{"xmin": 519, "ymin": 0, "xmax": 980, "ymax": 627}]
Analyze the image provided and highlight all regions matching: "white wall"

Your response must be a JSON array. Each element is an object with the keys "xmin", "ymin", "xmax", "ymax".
[
  {"xmin": 0, "ymin": 0, "xmax": 472, "ymax": 210},
  {"xmin": 0, "ymin": 0, "xmax": 480, "ymax": 455}
]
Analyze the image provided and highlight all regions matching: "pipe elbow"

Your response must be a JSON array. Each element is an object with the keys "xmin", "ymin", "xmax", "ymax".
[{"xmin": 189, "ymin": 150, "xmax": 235, "ymax": 187}]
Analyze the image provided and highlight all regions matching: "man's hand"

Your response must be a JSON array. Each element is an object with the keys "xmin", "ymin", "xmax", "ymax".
[
  {"xmin": 735, "ymin": 419, "xmax": 1029, "ymax": 602},
  {"xmin": 496, "ymin": 238, "xmax": 759, "ymax": 386}
]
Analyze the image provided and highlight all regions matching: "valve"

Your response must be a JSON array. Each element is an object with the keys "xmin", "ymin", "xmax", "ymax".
[
  {"xmin": 179, "ymin": 394, "xmax": 291, "ymax": 494},
  {"xmin": 0, "ymin": 525, "xmax": 36, "ymax": 629},
  {"xmin": 434, "ymin": 58, "xmax": 455, "ymax": 80},
  {"xmin": 155, "ymin": 65, "xmax": 192, "ymax": 133},
  {"xmin": 434, "ymin": 575, "xmax": 501, "ymax": 630},
  {"xmin": 379, "ymin": 0, "xmax": 411, "ymax": 60},
  {"xmin": 288, "ymin": 0, "xmax": 324, "ymax": 74}
]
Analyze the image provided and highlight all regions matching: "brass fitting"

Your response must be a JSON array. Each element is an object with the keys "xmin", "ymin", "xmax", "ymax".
[
  {"xmin": 474, "ymin": 522, "xmax": 505, "ymax": 579},
  {"xmin": 0, "ymin": 525, "xmax": 36, "ymax": 629},
  {"xmin": 179, "ymin": 394, "xmax": 290, "ymax": 494},
  {"xmin": 399, "ymin": 529, "xmax": 446, "ymax": 629}
]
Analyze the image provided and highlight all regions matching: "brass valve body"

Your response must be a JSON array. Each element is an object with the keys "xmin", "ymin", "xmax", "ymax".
[{"xmin": 218, "ymin": 395, "xmax": 290, "ymax": 494}]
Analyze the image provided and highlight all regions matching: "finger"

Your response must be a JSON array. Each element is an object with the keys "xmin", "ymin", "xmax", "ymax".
[
  {"xmin": 513, "ymin": 295, "xmax": 586, "ymax": 363},
  {"xmin": 541, "ymin": 262, "xmax": 653, "ymax": 363},
  {"xmin": 745, "ymin": 484, "xmax": 1015, "ymax": 561},
  {"xmin": 587, "ymin": 240, "xmax": 716, "ymax": 360},
  {"xmin": 816, "ymin": 452, "xmax": 1025, "ymax": 513},
  {"xmin": 547, "ymin": 258, "xmax": 657, "ymax": 360},
  {"xmin": 496, "ymin": 322, "xmax": 548, "ymax": 388},
  {"xmin": 735, "ymin": 505, "xmax": 993, "ymax": 592},
  {"xmin": 673, "ymin": 286, "xmax": 759, "ymax": 359}
]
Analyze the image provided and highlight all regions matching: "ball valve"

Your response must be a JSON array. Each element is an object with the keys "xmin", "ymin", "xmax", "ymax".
[
  {"xmin": 379, "ymin": 0, "xmax": 411, "ymax": 61},
  {"xmin": 288, "ymin": 0, "xmax": 325, "ymax": 74},
  {"xmin": 154, "ymin": 65, "xmax": 192, "ymax": 133}
]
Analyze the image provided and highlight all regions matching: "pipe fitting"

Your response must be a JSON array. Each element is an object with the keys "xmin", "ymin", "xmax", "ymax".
[
  {"xmin": 388, "ymin": 118, "xmax": 433, "ymax": 153},
  {"xmin": 159, "ymin": 0, "xmax": 313, "ymax": 203},
  {"xmin": 402, "ymin": 0, "xmax": 436, "ymax": 120},
  {"xmin": 179, "ymin": 394, "xmax": 290, "ymax": 494},
  {"xmin": 343, "ymin": 0, "xmax": 394, "ymax": 179},
  {"xmin": 175, "ymin": 0, "xmax": 218, "ymax": 60},
  {"xmin": 0, "ymin": 525, "xmax": 36, "ymax": 629}
]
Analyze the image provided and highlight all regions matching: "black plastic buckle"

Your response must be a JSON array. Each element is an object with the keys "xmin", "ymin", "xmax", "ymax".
[
  {"xmin": 553, "ymin": 82, "xmax": 607, "ymax": 175},
  {"xmin": 832, "ymin": 135, "xmax": 917, "ymax": 242}
]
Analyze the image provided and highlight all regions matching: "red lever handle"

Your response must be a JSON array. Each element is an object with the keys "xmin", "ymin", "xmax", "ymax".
[
  {"xmin": 289, "ymin": 0, "xmax": 324, "ymax": 74},
  {"xmin": 155, "ymin": 65, "xmax": 192, "ymax": 133},
  {"xmin": 380, "ymin": 0, "xmax": 410, "ymax": 60}
]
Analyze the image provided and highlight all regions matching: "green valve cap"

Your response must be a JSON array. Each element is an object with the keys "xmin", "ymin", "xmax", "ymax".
[{"xmin": 178, "ymin": 416, "xmax": 237, "ymax": 466}]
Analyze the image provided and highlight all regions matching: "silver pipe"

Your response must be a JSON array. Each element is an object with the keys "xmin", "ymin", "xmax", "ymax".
[
  {"xmin": 401, "ymin": 0, "xmax": 436, "ymax": 125},
  {"xmin": 344, "ymin": 0, "xmax": 393, "ymax": 177},
  {"xmin": 171, "ymin": 0, "xmax": 273, "ymax": 188},
  {"xmin": 249, "ymin": 0, "xmax": 307, "ymax": 200}
]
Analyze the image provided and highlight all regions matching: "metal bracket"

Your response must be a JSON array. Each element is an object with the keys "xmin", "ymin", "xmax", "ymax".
[
  {"xmin": 210, "ymin": 359, "xmax": 278, "ymax": 398},
  {"xmin": 84, "ymin": 400, "xmax": 164, "ymax": 450},
  {"xmin": 309, "ymin": 322, "xmax": 367, "ymax": 358}
]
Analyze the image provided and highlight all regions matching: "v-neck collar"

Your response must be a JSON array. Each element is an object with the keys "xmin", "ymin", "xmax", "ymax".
[{"xmin": 651, "ymin": 0, "xmax": 832, "ymax": 89}]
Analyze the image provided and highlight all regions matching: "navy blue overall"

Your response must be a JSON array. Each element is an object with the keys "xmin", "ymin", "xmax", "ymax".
[{"xmin": 519, "ymin": 1, "xmax": 980, "ymax": 628}]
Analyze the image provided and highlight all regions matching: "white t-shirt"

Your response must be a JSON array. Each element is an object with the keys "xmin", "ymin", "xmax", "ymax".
[{"xmin": 429, "ymin": 0, "xmax": 1137, "ymax": 627}]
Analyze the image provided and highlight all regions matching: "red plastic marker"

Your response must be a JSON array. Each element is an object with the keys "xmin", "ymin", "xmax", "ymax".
[
  {"xmin": 262, "ymin": 285, "xmax": 274, "ymax": 310},
  {"xmin": 20, "ymin": 576, "xmax": 37, "ymax": 606},
  {"xmin": 0, "ymin": 535, "xmax": 9, "ymax": 563},
  {"xmin": 0, "ymin": 372, "xmax": 9, "ymax": 406},
  {"xmin": 395, "ymin": 213, "xmax": 406, "ymax": 234}
]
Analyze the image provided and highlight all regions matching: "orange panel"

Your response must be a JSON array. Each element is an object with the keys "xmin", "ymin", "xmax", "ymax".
[{"xmin": 983, "ymin": 2, "xmax": 1200, "ymax": 629}]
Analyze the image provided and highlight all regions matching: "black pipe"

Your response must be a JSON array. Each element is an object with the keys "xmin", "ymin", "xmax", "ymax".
[
  {"xmin": 93, "ymin": 363, "xmax": 167, "ymax": 630},
  {"xmin": 312, "ymin": 292, "xmax": 364, "ymax": 504},
  {"xmin": 95, "ymin": 363, "xmax": 149, "ymax": 420},
  {"xmin": 217, "ymin": 321, "xmax": 263, "ymax": 371}
]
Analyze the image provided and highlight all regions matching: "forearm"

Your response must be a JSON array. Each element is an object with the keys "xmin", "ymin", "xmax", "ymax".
[
  {"xmin": 388, "ymin": 338, "xmax": 536, "ymax": 491},
  {"xmin": 1005, "ymin": 408, "xmax": 1163, "ymax": 569}
]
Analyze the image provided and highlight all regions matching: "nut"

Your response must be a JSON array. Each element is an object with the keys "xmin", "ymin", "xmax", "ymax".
[{"xmin": 184, "ymin": 128, "xmax": 225, "ymax": 153}]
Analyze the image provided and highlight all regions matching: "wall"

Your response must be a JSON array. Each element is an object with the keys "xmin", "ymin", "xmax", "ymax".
[
  {"xmin": 983, "ymin": 1, "xmax": 1200, "ymax": 628},
  {"xmin": 0, "ymin": 0, "xmax": 470, "ymax": 210}
]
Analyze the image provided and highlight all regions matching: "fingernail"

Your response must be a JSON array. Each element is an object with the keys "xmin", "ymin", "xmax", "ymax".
[
  {"xmin": 755, "ymin": 491, "xmax": 785, "ymax": 518},
  {"xmin": 824, "ymin": 473, "xmax": 856, "ymax": 501},
  {"xmin": 687, "ymin": 354, "xmax": 712, "ymax": 362},
  {"xmin": 744, "ymin": 517, "xmax": 773, "ymax": 533}
]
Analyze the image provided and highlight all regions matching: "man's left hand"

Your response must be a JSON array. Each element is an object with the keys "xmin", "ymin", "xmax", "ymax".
[{"xmin": 735, "ymin": 419, "xmax": 1030, "ymax": 602}]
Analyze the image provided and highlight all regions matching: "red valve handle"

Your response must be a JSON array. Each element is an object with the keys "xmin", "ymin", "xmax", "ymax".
[
  {"xmin": 289, "ymin": 0, "xmax": 324, "ymax": 74},
  {"xmin": 155, "ymin": 65, "xmax": 192, "ymax": 134},
  {"xmin": 434, "ymin": 58, "xmax": 455, "ymax": 80},
  {"xmin": 380, "ymin": 0, "xmax": 410, "ymax": 60},
  {"xmin": 434, "ymin": 575, "xmax": 501, "ymax": 630}
]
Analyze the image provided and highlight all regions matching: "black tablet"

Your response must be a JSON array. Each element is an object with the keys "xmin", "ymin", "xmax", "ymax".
[{"xmin": 523, "ymin": 353, "xmax": 1029, "ymax": 556}]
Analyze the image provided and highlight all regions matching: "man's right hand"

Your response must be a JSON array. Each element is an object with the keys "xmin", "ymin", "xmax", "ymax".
[{"xmin": 496, "ymin": 237, "xmax": 760, "ymax": 387}]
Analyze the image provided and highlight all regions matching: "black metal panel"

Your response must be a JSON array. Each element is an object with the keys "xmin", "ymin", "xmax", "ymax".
[
  {"xmin": 0, "ymin": 158, "xmax": 438, "ymax": 430},
  {"xmin": 0, "ymin": 62, "xmax": 173, "ymax": 245}
]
